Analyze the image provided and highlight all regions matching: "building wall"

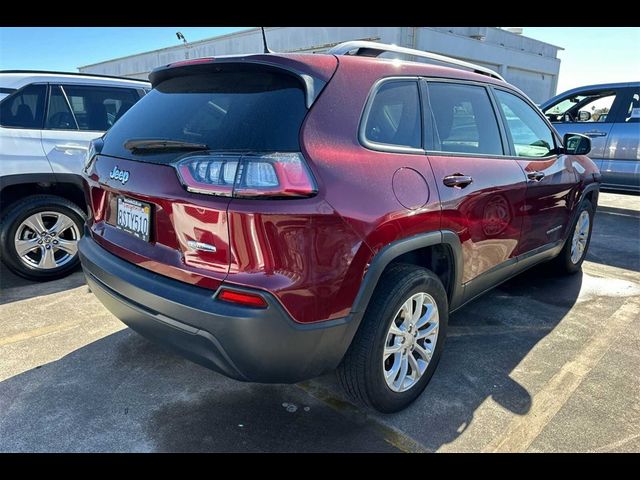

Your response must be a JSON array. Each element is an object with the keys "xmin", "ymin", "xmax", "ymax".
[{"xmin": 79, "ymin": 27, "xmax": 561, "ymax": 103}]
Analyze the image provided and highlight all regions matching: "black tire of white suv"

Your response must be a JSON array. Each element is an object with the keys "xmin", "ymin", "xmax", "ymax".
[{"xmin": 0, "ymin": 195, "xmax": 86, "ymax": 281}]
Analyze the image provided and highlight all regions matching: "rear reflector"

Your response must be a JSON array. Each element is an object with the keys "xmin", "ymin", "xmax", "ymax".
[
  {"xmin": 218, "ymin": 289, "xmax": 268, "ymax": 308},
  {"xmin": 175, "ymin": 152, "xmax": 317, "ymax": 199}
]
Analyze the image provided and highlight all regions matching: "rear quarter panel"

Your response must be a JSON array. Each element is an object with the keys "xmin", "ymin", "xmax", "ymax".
[{"xmin": 296, "ymin": 57, "xmax": 443, "ymax": 321}]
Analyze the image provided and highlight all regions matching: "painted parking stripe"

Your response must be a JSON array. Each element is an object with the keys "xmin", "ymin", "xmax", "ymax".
[{"xmin": 482, "ymin": 299, "xmax": 639, "ymax": 453}]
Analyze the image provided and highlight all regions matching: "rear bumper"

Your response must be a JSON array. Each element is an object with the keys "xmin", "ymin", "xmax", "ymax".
[{"xmin": 78, "ymin": 234, "xmax": 356, "ymax": 383}]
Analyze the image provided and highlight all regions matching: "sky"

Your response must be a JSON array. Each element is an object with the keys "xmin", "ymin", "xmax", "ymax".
[{"xmin": 1, "ymin": 27, "xmax": 638, "ymax": 96}]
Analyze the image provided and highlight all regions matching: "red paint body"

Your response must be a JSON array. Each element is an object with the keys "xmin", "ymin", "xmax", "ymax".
[{"xmin": 84, "ymin": 53, "xmax": 600, "ymax": 324}]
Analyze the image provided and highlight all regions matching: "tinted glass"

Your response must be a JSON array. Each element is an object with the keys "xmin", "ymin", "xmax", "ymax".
[
  {"xmin": 61, "ymin": 85, "xmax": 140, "ymax": 131},
  {"xmin": 363, "ymin": 81, "xmax": 421, "ymax": 149},
  {"xmin": 624, "ymin": 90, "xmax": 640, "ymax": 123},
  {"xmin": 102, "ymin": 72, "xmax": 307, "ymax": 163},
  {"xmin": 428, "ymin": 83, "xmax": 503, "ymax": 156},
  {"xmin": 0, "ymin": 84, "xmax": 46, "ymax": 128},
  {"xmin": 495, "ymin": 90, "xmax": 556, "ymax": 157},
  {"xmin": 46, "ymin": 85, "xmax": 76, "ymax": 130}
]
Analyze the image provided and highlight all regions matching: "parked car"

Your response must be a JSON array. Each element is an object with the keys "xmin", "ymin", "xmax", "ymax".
[
  {"xmin": 0, "ymin": 71, "xmax": 149, "ymax": 280},
  {"xmin": 79, "ymin": 42, "xmax": 600, "ymax": 412},
  {"xmin": 540, "ymin": 82, "xmax": 640, "ymax": 192}
]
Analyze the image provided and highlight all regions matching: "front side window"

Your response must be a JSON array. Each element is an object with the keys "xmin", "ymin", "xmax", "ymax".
[
  {"xmin": 0, "ymin": 84, "xmax": 46, "ymax": 129},
  {"xmin": 363, "ymin": 80, "xmax": 422, "ymax": 149},
  {"xmin": 61, "ymin": 85, "xmax": 140, "ymax": 131},
  {"xmin": 495, "ymin": 90, "xmax": 556, "ymax": 158},
  {"xmin": 543, "ymin": 90, "xmax": 617, "ymax": 123},
  {"xmin": 427, "ymin": 82, "xmax": 503, "ymax": 156}
]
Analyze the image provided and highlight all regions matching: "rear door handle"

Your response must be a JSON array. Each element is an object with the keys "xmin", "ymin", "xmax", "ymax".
[
  {"xmin": 584, "ymin": 131, "xmax": 607, "ymax": 138},
  {"xmin": 527, "ymin": 171, "xmax": 545, "ymax": 182},
  {"xmin": 443, "ymin": 174, "xmax": 473, "ymax": 188}
]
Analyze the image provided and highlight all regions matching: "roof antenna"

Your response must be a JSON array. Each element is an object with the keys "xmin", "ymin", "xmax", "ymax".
[{"xmin": 260, "ymin": 27, "xmax": 273, "ymax": 54}]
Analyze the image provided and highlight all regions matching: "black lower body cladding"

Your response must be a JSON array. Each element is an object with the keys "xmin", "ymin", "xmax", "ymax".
[{"xmin": 78, "ymin": 233, "xmax": 357, "ymax": 383}]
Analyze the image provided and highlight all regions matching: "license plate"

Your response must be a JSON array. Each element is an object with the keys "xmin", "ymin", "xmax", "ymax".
[{"xmin": 116, "ymin": 197, "xmax": 151, "ymax": 242}]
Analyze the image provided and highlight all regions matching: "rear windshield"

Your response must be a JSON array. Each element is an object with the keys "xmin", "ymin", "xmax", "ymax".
[{"xmin": 102, "ymin": 71, "xmax": 307, "ymax": 163}]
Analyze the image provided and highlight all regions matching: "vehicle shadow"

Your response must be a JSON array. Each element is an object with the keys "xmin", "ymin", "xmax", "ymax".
[
  {"xmin": 0, "ymin": 329, "xmax": 398, "ymax": 453},
  {"xmin": 0, "ymin": 264, "xmax": 85, "ymax": 305}
]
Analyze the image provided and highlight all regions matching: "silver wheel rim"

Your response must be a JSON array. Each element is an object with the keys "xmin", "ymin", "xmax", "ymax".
[
  {"xmin": 570, "ymin": 210, "xmax": 590, "ymax": 264},
  {"xmin": 383, "ymin": 292, "xmax": 439, "ymax": 393},
  {"xmin": 14, "ymin": 211, "xmax": 80, "ymax": 271}
]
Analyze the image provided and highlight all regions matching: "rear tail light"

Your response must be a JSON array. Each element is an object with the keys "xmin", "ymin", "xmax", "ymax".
[
  {"xmin": 218, "ymin": 288, "xmax": 268, "ymax": 308},
  {"xmin": 175, "ymin": 152, "xmax": 317, "ymax": 199}
]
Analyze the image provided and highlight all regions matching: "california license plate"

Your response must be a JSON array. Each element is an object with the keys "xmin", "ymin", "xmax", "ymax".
[{"xmin": 116, "ymin": 196, "xmax": 151, "ymax": 242}]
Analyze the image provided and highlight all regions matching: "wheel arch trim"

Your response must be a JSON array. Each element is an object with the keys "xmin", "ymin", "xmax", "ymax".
[
  {"xmin": 350, "ymin": 230, "xmax": 464, "ymax": 317},
  {"xmin": 0, "ymin": 172, "xmax": 86, "ymax": 190}
]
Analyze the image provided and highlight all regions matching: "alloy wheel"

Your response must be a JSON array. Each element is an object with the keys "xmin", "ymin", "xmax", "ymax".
[
  {"xmin": 383, "ymin": 292, "xmax": 440, "ymax": 393},
  {"xmin": 570, "ymin": 210, "xmax": 590, "ymax": 264},
  {"xmin": 14, "ymin": 211, "xmax": 80, "ymax": 271}
]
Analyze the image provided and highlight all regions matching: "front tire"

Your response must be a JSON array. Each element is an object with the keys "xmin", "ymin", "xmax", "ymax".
[
  {"xmin": 337, "ymin": 264, "xmax": 448, "ymax": 413},
  {"xmin": 0, "ymin": 195, "xmax": 86, "ymax": 281},
  {"xmin": 550, "ymin": 199, "xmax": 594, "ymax": 275}
]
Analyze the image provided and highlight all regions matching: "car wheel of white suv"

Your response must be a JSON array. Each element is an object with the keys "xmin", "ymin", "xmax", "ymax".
[{"xmin": 0, "ymin": 195, "xmax": 86, "ymax": 281}]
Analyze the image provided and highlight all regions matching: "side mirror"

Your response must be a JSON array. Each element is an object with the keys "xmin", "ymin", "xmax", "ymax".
[
  {"xmin": 563, "ymin": 133, "xmax": 591, "ymax": 156},
  {"xmin": 578, "ymin": 110, "xmax": 591, "ymax": 122}
]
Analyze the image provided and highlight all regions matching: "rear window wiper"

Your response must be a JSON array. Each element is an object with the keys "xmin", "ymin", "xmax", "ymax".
[{"xmin": 124, "ymin": 139, "xmax": 209, "ymax": 153}]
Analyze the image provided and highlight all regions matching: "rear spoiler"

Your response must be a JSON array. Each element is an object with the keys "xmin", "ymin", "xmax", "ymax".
[{"xmin": 149, "ymin": 57, "xmax": 330, "ymax": 109}]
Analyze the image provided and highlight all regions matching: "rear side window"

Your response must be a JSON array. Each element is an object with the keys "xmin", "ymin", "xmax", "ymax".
[
  {"xmin": 362, "ymin": 80, "xmax": 422, "ymax": 149},
  {"xmin": 102, "ymin": 71, "xmax": 307, "ymax": 162},
  {"xmin": 427, "ymin": 82, "xmax": 503, "ymax": 156},
  {"xmin": 46, "ymin": 85, "xmax": 76, "ymax": 130},
  {"xmin": 61, "ymin": 85, "xmax": 140, "ymax": 131},
  {"xmin": 494, "ymin": 89, "xmax": 556, "ymax": 158},
  {"xmin": 623, "ymin": 90, "xmax": 640, "ymax": 123},
  {"xmin": 0, "ymin": 84, "xmax": 46, "ymax": 129}
]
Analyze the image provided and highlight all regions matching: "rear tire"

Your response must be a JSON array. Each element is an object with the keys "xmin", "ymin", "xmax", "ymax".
[
  {"xmin": 337, "ymin": 263, "xmax": 448, "ymax": 413},
  {"xmin": 0, "ymin": 195, "xmax": 86, "ymax": 281},
  {"xmin": 549, "ymin": 199, "xmax": 594, "ymax": 275}
]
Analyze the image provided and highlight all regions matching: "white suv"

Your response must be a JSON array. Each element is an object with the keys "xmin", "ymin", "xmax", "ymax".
[{"xmin": 0, "ymin": 71, "xmax": 149, "ymax": 281}]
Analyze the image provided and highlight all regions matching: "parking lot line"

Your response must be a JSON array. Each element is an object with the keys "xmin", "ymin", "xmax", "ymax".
[
  {"xmin": 482, "ymin": 298, "xmax": 640, "ymax": 453},
  {"xmin": 448, "ymin": 325, "xmax": 554, "ymax": 337},
  {"xmin": 583, "ymin": 261, "xmax": 640, "ymax": 282},
  {"xmin": 0, "ymin": 319, "xmax": 83, "ymax": 347},
  {"xmin": 298, "ymin": 381, "xmax": 431, "ymax": 453}
]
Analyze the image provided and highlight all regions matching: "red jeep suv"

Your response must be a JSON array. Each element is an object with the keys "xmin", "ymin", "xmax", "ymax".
[{"xmin": 79, "ymin": 42, "xmax": 600, "ymax": 412}]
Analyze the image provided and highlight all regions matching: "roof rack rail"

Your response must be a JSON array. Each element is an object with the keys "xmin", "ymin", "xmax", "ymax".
[
  {"xmin": 327, "ymin": 41, "xmax": 505, "ymax": 81},
  {"xmin": 0, "ymin": 70, "xmax": 150, "ymax": 84}
]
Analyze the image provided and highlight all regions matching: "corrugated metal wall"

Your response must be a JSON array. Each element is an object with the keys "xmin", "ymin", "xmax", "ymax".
[{"xmin": 79, "ymin": 27, "xmax": 561, "ymax": 103}]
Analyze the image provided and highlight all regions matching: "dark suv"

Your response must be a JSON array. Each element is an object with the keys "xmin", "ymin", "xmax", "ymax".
[{"xmin": 79, "ymin": 42, "xmax": 600, "ymax": 412}]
